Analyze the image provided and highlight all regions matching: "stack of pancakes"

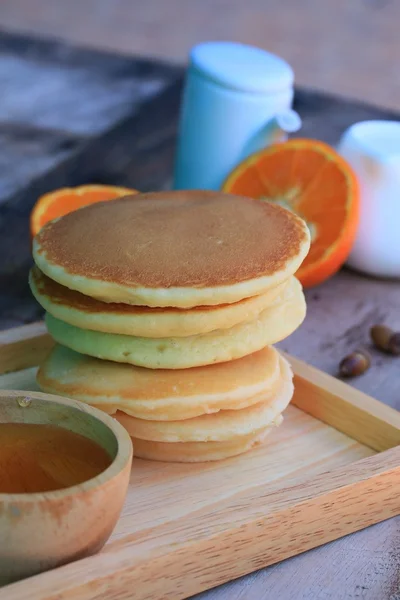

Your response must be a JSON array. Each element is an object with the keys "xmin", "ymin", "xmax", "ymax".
[{"xmin": 31, "ymin": 191, "xmax": 310, "ymax": 462}]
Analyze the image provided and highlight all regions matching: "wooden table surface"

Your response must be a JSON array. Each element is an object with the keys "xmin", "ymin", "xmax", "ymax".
[
  {"xmin": 0, "ymin": 31, "xmax": 399, "ymax": 600},
  {"xmin": 1, "ymin": 0, "xmax": 400, "ymax": 112}
]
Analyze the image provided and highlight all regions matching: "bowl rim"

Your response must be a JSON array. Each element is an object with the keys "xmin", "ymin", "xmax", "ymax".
[{"xmin": 0, "ymin": 389, "xmax": 133, "ymax": 501}]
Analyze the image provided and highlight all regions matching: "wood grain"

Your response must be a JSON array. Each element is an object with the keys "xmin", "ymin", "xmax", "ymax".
[
  {"xmin": 2, "ymin": 447, "xmax": 399, "ymax": 600},
  {"xmin": 0, "ymin": 326, "xmax": 399, "ymax": 600},
  {"xmin": 194, "ymin": 518, "xmax": 400, "ymax": 600},
  {"xmin": 1, "ymin": 0, "xmax": 400, "ymax": 111},
  {"xmin": 287, "ymin": 353, "xmax": 400, "ymax": 452}
]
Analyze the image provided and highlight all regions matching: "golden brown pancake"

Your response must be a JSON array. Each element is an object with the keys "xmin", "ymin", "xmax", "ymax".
[
  {"xmin": 129, "ymin": 427, "xmax": 275, "ymax": 462},
  {"xmin": 33, "ymin": 191, "xmax": 310, "ymax": 307},
  {"xmin": 43, "ymin": 277, "xmax": 306, "ymax": 369},
  {"xmin": 115, "ymin": 357, "xmax": 293, "ymax": 442},
  {"xmin": 36, "ymin": 344, "xmax": 283, "ymax": 421},
  {"xmin": 29, "ymin": 266, "xmax": 288, "ymax": 337}
]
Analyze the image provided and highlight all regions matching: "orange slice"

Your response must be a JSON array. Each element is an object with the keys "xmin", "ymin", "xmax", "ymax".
[
  {"xmin": 222, "ymin": 139, "xmax": 359, "ymax": 288},
  {"xmin": 30, "ymin": 184, "xmax": 138, "ymax": 238}
]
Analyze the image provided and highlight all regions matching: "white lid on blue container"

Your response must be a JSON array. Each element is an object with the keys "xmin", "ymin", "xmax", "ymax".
[{"xmin": 190, "ymin": 41, "xmax": 294, "ymax": 94}]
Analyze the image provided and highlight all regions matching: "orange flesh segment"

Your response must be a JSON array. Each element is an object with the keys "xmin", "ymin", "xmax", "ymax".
[
  {"xmin": 31, "ymin": 185, "xmax": 137, "ymax": 237},
  {"xmin": 223, "ymin": 139, "xmax": 359, "ymax": 287}
]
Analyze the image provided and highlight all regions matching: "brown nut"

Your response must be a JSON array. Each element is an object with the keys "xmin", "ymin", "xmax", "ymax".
[
  {"xmin": 339, "ymin": 350, "xmax": 371, "ymax": 378},
  {"xmin": 388, "ymin": 332, "xmax": 400, "ymax": 356},
  {"xmin": 370, "ymin": 324, "xmax": 400, "ymax": 355}
]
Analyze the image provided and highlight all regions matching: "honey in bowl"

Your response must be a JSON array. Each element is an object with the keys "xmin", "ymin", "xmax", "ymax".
[{"xmin": 0, "ymin": 423, "xmax": 113, "ymax": 494}]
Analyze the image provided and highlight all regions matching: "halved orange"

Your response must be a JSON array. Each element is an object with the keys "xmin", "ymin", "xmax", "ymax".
[
  {"xmin": 222, "ymin": 139, "xmax": 359, "ymax": 288},
  {"xmin": 30, "ymin": 184, "xmax": 138, "ymax": 238}
]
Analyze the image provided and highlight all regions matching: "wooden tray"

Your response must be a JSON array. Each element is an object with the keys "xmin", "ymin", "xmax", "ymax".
[{"xmin": 1, "ymin": 323, "xmax": 400, "ymax": 600}]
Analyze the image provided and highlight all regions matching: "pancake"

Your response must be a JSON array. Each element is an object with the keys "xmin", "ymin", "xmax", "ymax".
[
  {"xmin": 44, "ymin": 278, "xmax": 306, "ymax": 369},
  {"xmin": 37, "ymin": 344, "xmax": 283, "ymax": 420},
  {"xmin": 33, "ymin": 190, "xmax": 310, "ymax": 308},
  {"xmin": 130, "ymin": 427, "xmax": 274, "ymax": 462},
  {"xmin": 115, "ymin": 356, "xmax": 293, "ymax": 442},
  {"xmin": 30, "ymin": 266, "xmax": 288, "ymax": 337}
]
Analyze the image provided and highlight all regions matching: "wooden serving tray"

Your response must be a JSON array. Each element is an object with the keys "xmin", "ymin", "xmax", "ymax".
[{"xmin": 1, "ymin": 323, "xmax": 400, "ymax": 600}]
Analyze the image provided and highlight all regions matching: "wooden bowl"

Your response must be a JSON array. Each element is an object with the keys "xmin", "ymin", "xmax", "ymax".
[{"xmin": 0, "ymin": 390, "xmax": 133, "ymax": 585}]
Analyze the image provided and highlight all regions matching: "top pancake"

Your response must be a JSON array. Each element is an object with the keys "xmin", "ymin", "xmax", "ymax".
[{"xmin": 33, "ymin": 190, "xmax": 310, "ymax": 307}]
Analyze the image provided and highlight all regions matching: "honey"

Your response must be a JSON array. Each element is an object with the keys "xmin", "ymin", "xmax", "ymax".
[{"xmin": 0, "ymin": 423, "xmax": 112, "ymax": 493}]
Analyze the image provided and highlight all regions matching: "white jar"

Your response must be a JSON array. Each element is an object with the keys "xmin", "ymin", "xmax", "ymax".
[
  {"xmin": 338, "ymin": 120, "xmax": 400, "ymax": 278},
  {"xmin": 173, "ymin": 41, "xmax": 299, "ymax": 191}
]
